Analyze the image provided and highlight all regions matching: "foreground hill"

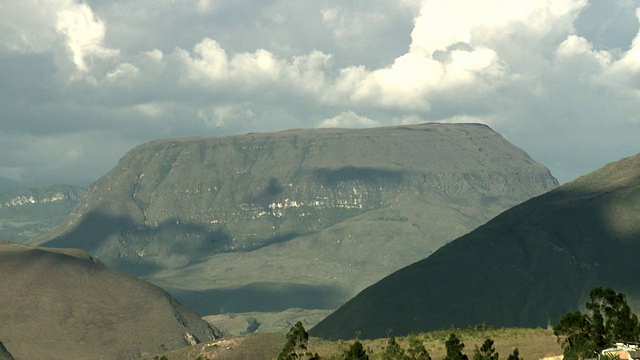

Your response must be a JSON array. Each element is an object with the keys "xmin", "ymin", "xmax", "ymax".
[
  {"xmin": 0, "ymin": 184, "xmax": 84, "ymax": 242},
  {"xmin": 0, "ymin": 341, "xmax": 13, "ymax": 360},
  {"xmin": 155, "ymin": 327, "xmax": 561, "ymax": 360},
  {"xmin": 37, "ymin": 123, "xmax": 557, "ymax": 314},
  {"xmin": 0, "ymin": 242, "xmax": 219, "ymax": 360},
  {"xmin": 310, "ymin": 153, "xmax": 640, "ymax": 340}
]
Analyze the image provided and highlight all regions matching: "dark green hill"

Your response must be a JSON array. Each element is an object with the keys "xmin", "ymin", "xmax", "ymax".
[
  {"xmin": 37, "ymin": 123, "xmax": 557, "ymax": 314},
  {"xmin": 0, "ymin": 184, "xmax": 84, "ymax": 242},
  {"xmin": 0, "ymin": 242, "xmax": 219, "ymax": 360},
  {"xmin": 309, "ymin": 153, "xmax": 640, "ymax": 340}
]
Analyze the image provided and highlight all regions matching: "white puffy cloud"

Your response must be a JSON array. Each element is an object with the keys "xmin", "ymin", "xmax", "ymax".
[
  {"xmin": 0, "ymin": 0, "xmax": 118, "ymax": 73},
  {"xmin": 2, "ymin": 0, "xmax": 640, "ymax": 185},
  {"xmin": 55, "ymin": 2, "xmax": 119, "ymax": 72},
  {"xmin": 317, "ymin": 111, "xmax": 381, "ymax": 129}
]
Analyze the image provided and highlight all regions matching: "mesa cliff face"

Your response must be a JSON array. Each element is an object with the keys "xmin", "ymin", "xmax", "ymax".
[
  {"xmin": 39, "ymin": 123, "xmax": 558, "ymax": 313},
  {"xmin": 0, "ymin": 185, "xmax": 85, "ymax": 242}
]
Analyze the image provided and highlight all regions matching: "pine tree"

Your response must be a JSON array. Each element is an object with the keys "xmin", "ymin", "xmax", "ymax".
[
  {"xmin": 278, "ymin": 321, "xmax": 310, "ymax": 360},
  {"xmin": 344, "ymin": 341, "xmax": 369, "ymax": 360},
  {"xmin": 444, "ymin": 333, "xmax": 468, "ymax": 360}
]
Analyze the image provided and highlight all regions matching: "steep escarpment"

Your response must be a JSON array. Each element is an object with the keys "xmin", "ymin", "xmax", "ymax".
[
  {"xmin": 0, "ymin": 242, "xmax": 218, "ymax": 360},
  {"xmin": 0, "ymin": 185, "xmax": 84, "ymax": 242},
  {"xmin": 38, "ymin": 123, "xmax": 558, "ymax": 313},
  {"xmin": 310, "ymin": 153, "xmax": 640, "ymax": 340}
]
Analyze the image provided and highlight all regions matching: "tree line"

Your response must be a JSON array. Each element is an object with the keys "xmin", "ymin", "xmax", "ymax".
[
  {"xmin": 277, "ymin": 322, "xmax": 520, "ymax": 360},
  {"xmin": 278, "ymin": 286, "xmax": 640, "ymax": 360}
]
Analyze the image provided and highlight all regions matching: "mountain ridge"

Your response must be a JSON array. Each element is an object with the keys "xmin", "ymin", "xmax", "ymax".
[
  {"xmin": 0, "ymin": 184, "xmax": 84, "ymax": 242},
  {"xmin": 309, "ymin": 153, "xmax": 640, "ymax": 340},
  {"xmin": 37, "ymin": 123, "xmax": 558, "ymax": 314}
]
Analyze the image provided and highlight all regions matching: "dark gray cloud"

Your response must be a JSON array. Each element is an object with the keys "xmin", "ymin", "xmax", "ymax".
[{"xmin": 0, "ymin": 0, "xmax": 639, "ymax": 186}]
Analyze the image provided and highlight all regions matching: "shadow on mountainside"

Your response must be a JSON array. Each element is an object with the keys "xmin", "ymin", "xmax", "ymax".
[
  {"xmin": 310, "ymin": 158, "xmax": 640, "ymax": 340},
  {"xmin": 312, "ymin": 167, "xmax": 407, "ymax": 187},
  {"xmin": 166, "ymin": 282, "xmax": 348, "ymax": 315},
  {"xmin": 42, "ymin": 210, "xmax": 315, "ymax": 276}
]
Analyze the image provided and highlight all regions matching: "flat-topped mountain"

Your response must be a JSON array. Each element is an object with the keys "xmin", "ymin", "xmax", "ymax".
[
  {"xmin": 37, "ymin": 123, "xmax": 558, "ymax": 314},
  {"xmin": 0, "ymin": 184, "xmax": 84, "ymax": 242},
  {"xmin": 310, "ymin": 153, "xmax": 640, "ymax": 340},
  {"xmin": 0, "ymin": 242, "xmax": 219, "ymax": 360}
]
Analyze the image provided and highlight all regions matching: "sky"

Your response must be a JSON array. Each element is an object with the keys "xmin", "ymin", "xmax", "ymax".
[{"xmin": 1, "ymin": 0, "xmax": 640, "ymax": 186}]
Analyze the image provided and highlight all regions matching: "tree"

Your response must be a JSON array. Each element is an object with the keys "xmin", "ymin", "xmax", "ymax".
[
  {"xmin": 278, "ymin": 321, "xmax": 310, "ymax": 360},
  {"xmin": 406, "ymin": 335, "xmax": 431, "ymax": 360},
  {"xmin": 506, "ymin": 348, "xmax": 521, "ymax": 360},
  {"xmin": 554, "ymin": 287, "xmax": 640, "ymax": 360},
  {"xmin": 586, "ymin": 287, "xmax": 640, "ymax": 346},
  {"xmin": 473, "ymin": 339, "xmax": 499, "ymax": 360},
  {"xmin": 444, "ymin": 333, "xmax": 469, "ymax": 360},
  {"xmin": 344, "ymin": 340, "xmax": 369, "ymax": 360},
  {"xmin": 554, "ymin": 310, "xmax": 595, "ymax": 360},
  {"xmin": 382, "ymin": 336, "xmax": 405, "ymax": 360}
]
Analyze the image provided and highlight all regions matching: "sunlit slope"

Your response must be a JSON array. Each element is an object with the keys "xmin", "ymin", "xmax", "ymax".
[
  {"xmin": 310, "ymin": 153, "xmax": 640, "ymax": 340},
  {"xmin": 38, "ymin": 123, "xmax": 557, "ymax": 314},
  {"xmin": 0, "ymin": 242, "xmax": 219, "ymax": 360}
]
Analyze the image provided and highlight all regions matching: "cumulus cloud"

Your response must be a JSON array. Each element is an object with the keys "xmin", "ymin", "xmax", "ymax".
[
  {"xmin": 0, "ymin": 0, "xmax": 118, "ymax": 73},
  {"xmin": 55, "ymin": 2, "xmax": 119, "ymax": 72},
  {"xmin": 317, "ymin": 111, "xmax": 381, "ymax": 129},
  {"xmin": 2, "ymin": 0, "xmax": 640, "ymax": 185}
]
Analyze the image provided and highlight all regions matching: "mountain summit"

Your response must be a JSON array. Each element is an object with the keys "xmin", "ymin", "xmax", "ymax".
[
  {"xmin": 310, "ymin": 153, "xmax": 640, "ymax": 340},
  {"xmin": 38, "ymin": 123, "xmax": 557, "ymax": 314}
]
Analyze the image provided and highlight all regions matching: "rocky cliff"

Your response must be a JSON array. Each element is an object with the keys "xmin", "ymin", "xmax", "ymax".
[
  {"xmin": 0, "ymin": 185, "xmax": 84, "ymax": 242},
  {"xmin": 39, "ymin": 123, "xmax": 558, "ymax": 314}
]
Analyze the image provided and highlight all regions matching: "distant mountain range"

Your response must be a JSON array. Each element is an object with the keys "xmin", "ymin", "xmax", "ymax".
[
  {"xmin": 0, "ymin": 185, "xmax": 84, "ymax": 242},
  {"xmin": 36, "ymin": 123, "xmax": 558, "ymax": 315},
  {"xmin": 310, "ymin": 153, "xmax": 640, "ymax": 340},
  {"xmin": 0, "ymin": 242, "xmax": 219, "ymax": 359}
]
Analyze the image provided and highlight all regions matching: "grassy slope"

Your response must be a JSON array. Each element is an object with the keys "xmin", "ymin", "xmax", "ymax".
[
  {"xmin": 0, "ymin": 242, "xmax": 218, "ymax": 360},
  {"xmin": 310, "ymin": 153, "xmax": 640, "ymax": 340},
  {"xmin": 153, "ymin": 327, "xmax": 562, "ymax": 360}
]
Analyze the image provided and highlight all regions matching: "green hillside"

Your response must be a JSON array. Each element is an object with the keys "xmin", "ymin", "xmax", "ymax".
[
  {"xmin": 310, "ymin": 153, "xmax": 640, "ymax": 340},
  {"xmin": 37, "ymin": 123, "xmax": 557, "ymax": 315}
]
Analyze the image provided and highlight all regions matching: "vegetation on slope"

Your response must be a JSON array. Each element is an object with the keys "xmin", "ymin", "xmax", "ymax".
[
  {"xmin": 148, "ymin": 325, "xmax": 562, "ymax": 360},
  {"xmin": 310, "ymin": 153, "xmax": 640, "ymax": 340},
  {"xmin": 0, "ymin": 242, "xmax": 219, "ymax": 360},
  {"xmin": 554, "ymin": 287, "xmax": 640, "ymax": 360},
  {"xmin": 36, "ymin": 123, "xmax": 557, "ymax": 314}
]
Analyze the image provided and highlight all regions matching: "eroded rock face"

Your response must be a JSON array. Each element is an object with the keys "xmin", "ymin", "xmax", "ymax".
[{"xmin": 39, "ymin": 123, "xmax": 558, "ymax": 313}]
